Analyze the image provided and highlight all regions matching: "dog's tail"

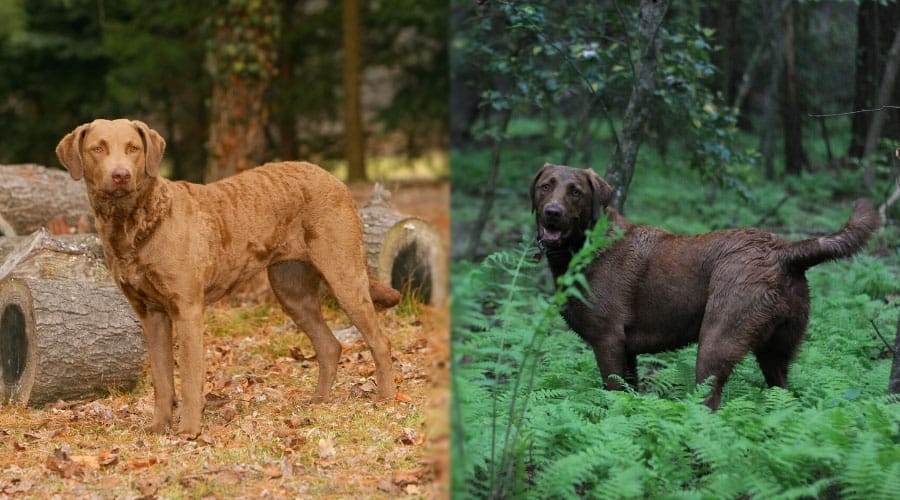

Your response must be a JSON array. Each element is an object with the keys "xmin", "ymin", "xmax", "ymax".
[
  {"xmin": 781, "ymin": 199, "xmax": 879, "ymax": 272},
  {"xmin": 368, "ymin": 270, "xmax": 402, "ymax": 309}
]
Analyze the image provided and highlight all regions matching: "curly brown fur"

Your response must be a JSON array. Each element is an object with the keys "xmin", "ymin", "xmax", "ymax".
[{"xmin": 57, "ymin": 119, "xmax": 399, "ymax": 437}]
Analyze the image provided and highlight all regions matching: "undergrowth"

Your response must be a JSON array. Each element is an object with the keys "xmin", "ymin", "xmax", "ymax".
[{"xmin": 452, "ymin": 209, "xmax": 900, "ymax": 499}]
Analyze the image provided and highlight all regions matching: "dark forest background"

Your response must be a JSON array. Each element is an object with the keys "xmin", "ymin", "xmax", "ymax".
[
  {"xmin": 0, "ymin": 0, "xmax": 448, "ymax": 183},
  {"xmin": 452, "ymin": 0, "xmax": 900, "ymax": 257}
]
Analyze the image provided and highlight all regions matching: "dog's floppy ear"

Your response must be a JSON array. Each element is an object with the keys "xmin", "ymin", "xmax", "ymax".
[
  {"xmin": 131, "ymin": 120, "xmax": 166, "ymax": 177},
  {"xmin": 584, "ymin": 168, "xmax": 612, "ymax": 223},
  {"xmin": 55, "ymin": 123, "xmax": 92, "ymax": 181},
  {"xmin": 530, "ymin": 163, "xmax": 553, "ymax": 213}
]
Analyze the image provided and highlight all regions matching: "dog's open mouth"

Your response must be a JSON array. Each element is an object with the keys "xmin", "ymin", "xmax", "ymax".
[{"xmin": 538, "ymin": 224, "xmax": 565, "ymax": 246}]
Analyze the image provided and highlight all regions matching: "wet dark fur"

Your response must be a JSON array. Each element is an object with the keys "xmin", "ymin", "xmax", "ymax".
[{"xmin": 531, "ymin": 163, "xmax": 878, "ymax": 408}]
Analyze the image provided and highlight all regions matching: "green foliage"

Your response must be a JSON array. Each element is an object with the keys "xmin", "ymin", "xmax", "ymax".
[
  {"xmin": 208, "ymin": 0, "xmax": 280, "ymax": 81},
  {"xmin": 452, "ymin": 0, "xmax": 755, "ymax": 203},
  {"xmin": 452, "ymin": 215, "xmax": 617, "ymax": 498},
  {"xmin": 452, "ymin": 143, "xmax": 900, "ymax": 498},
  {"xmin": 0, "ymin": 1, "xmax": 446, "ymax": 177},
  {"xmin": 453, "ymin": 241, "xmax": 900, "ymax": 497}
]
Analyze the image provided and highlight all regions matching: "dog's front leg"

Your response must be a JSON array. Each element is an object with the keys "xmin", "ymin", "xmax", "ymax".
[
  {"xmin": 142, "ymin": 310, "xmax": 175, "ymax": 433},
  {"xmin": 590, "ymin": 326, "xmax": 630, "ymax": 391},
  {"xmin": 173, "ymin": 303, "xmax": 205, "ymax": 439}
]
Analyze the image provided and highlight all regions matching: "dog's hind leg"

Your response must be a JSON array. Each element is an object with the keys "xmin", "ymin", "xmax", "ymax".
[
  {"xmin": 268, "ymin": 260, "xmax": 342, "ymax": 402},
  {"xmin": 754, "ymin": 319, "xmax": 806, "ymax": 389},
  {"xmin": 310, "ymin": 263, "xmax": 396, "ymax": 400},
  {"xmin": 695, "ymin": 318, "xmax": 757, "ymax": 410}
]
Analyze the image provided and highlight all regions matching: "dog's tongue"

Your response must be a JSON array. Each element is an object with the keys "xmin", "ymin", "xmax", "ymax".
[{"xmin": 540, "ymin": 226, "xmax": 562, "ymax": 243}]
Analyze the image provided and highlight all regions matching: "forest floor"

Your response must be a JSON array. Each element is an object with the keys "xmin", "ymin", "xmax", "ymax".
[{"xmin": 0, "ymin": 180, "xmax": 450, "ymax": 499}]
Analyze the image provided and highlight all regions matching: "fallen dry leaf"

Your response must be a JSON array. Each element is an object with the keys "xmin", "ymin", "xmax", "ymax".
[
  {"xmin": 284, "ymin": 416, "xmax": 313, "ymax": 429},
  {"xmin": 133, "ymin": 475, "xmax": 168, "ymax": 498},
  {"xmin": 317, "ymin": 436, "xmax": 337, "ymax": 468},
  {"xmin": 45, "ymin": 449, "xmax": 80, "ymax": 478},
  {"xmin": 395, "ymin": 392, "xmax": 413, "ymax": 403},
  {"xmin": 205, "ymin": 392, "xmax": 231, "ymax": 409},
  {"xmin": 392, "ymin": 469, "xmax": 421, "ymax": 487},
  {"xmin": 396, "ymin": 427, "xmax": 424, "ymax": 446},
  {"xmin": 262, "ymin": 463, "xmax": 282, "ymax": 479},
  {"xmin": 125, "ymin": 457, "xmax": 166, "ymax": 470},
  {"xmin": 377, "ymin": 478, "xmax": 400, "ymax": 494}
]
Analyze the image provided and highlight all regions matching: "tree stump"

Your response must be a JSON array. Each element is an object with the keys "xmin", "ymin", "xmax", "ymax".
[
  {"xmin": 0, "ymin": 164, "xmax": 95, "ymax": 236},
  {"xmin": 360, "ymin": 184, "xmax": 447, "ymax": 305},
  {"xmin": 0, "ymin": 230, "xmax": 144, "ymax": 406}
]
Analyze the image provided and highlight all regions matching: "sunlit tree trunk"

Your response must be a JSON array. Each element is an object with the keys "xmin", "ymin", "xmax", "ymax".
[
  {"xmin": 342, "ymin": 0, "xmax": 366, "ymax": 183},
  {"xmin": 206, "ymin": 0, "xmax": 279, "ymax": 182}
]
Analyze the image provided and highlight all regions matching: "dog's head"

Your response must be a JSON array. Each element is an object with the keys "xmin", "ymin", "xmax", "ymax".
[
  {"xmin": 56, "ymin": 119, "xmax": 166, "ymax": 199},
  {"xmin": 530, "ymin": 163, "xmax": 612, "ymax": 250}
]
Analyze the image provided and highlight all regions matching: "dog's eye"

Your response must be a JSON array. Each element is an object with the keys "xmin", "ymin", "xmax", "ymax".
[
  {"xmin": 570, "ymin": 189, "xmax": 582, "ymax": 198},
  {"xmin": 90, "ymin": 145, "xmax": 104, "ymax": 154},
  {"xmin": 541, "ymin": 183, "xmax": 551, "ymax": 192},
  {"xmin": 126, "ymin": 144, "xmax": 141, "ymax": 154}
]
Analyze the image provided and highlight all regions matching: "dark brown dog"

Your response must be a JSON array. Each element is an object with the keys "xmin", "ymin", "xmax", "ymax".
[
  {"xmin": 56, "ymin": 119, "xmax": 400, "ymax": 437},
  {"xmin": 531, "ymin": 163, "xmax": 878, "ymax": 409}
]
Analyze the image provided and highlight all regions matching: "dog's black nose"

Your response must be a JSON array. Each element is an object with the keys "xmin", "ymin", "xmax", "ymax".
[{"xmin": 543, "ymin": 204, "xmax": 563, "ymax": 219}]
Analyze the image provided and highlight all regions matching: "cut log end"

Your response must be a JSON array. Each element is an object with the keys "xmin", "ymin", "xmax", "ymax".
[
  {"xmin": 376, "ymin": 218, "xmax": 448, "ymax": 306},
  {"xmin": 1, "ymin": 300, "xmax": 29, "ymax": 402},
  {"xmin": 0, "ymin": 277, "xmax": 145, "ymax": 406}
]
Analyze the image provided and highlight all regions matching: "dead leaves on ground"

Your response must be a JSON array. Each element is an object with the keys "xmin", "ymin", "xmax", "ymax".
[{"xmin": 0, "ymin": 303, "xmax": 447, "ymax": 497}]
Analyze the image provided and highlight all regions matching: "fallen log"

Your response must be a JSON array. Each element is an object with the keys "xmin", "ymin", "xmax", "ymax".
[
  {"xmin": 0, "ymin": 229, "xmax": 143, "ymax": 406},
  {"xmin": 360, "ymin": 184, "xmax": 447, "ymax": 306},
  {"xmin": 0, "ymin": 164, "xmax": 95, "ymax": 236}
]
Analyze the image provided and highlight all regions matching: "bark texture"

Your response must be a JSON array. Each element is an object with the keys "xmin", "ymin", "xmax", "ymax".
[
  {"xmin": 205, "ymin": 0, "xmax": 279, "ymax": 182},
  {"xmin": 342, "ymin": 0, "xmax": 366, "ymax": 183},
  {"xmin": 1, "ymin": 277, "xmax": 143, "ymax": 406},
  {"xmin": 863, "ymin": 21, "xmax": 900, "ymax": 189},
  {"xmin": 359, "ymin": 185, "xmax": 447, "ymax": 305},
  {"xmin": 0, "ymin": 164, "xmax": 94, "ymax": 236},
  {"xmin": 891, "ymin": 312, "xmax": 900, "ymax": 394},
  {"xmin": 781, "ymin": 1, "xmax": 805, "ymax": 175},
  {"xmin": 0, "ymin": 229, "xmax": 144, "ymax": 406},
  {"xmin": 605, "ymin": 0, "xmax": 668, "ymax": 212}
]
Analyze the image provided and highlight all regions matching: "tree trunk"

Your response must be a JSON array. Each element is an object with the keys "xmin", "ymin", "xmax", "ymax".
[
  {"xmin": 862, "ymin": 20, "xmax": 900, "ymax": 189},
  {"xmin": 700, "ymin": 0, "xmax": 741, "ymax": 105},
  {"xmin": 206, "ymin": 0, "xmax": 279, "ymax": 182},
  {"xmin": 0, "ymin": 164, "xmax": 94, "ymax": 236},
  {"xmin": 342, "ymin": 0, "xmax": 366, "ymax": 183},
  {"xmin": 465, "ymin": 107, "xmax": 511, "ymax": 259},
  {"xmin": 781, "ymin": 0, "xmax": 805, "ymax": 175},
  {"xmin": 0, "ymin": 229, "xmax": 144, "ymax": 406},
  {"xmin": 276, "ymin": 0, "xmax": 299, "ymax": 160},
  {"xmin": 850, "ymin": 0, "xmax": 882, "ymax": 158},
  {"xmin": 889, "ymin": 312, "xmax": 900, "ymax": 394},
  {"xmin": 605, "ymin": 0, "xmax": 668, "ymax": 212},
  {"xmin": 732, "ymin": 0, "xmax": 792, "ymax": 114},
  {"xmin": 359, "ymin": 185, "xmax": 447, "ymax": 306}
]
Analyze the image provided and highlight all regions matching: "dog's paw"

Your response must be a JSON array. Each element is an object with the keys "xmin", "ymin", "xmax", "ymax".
[
  {"xmin": 145, "ymin": 415, "xmax": 172, "ymax": 434},
  {"xmin": 176, "ymin": 425, "xmax": 201, "ymax": 441}
]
